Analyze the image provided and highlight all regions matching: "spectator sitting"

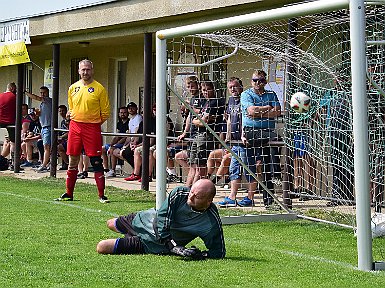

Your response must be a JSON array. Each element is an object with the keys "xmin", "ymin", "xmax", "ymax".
[
  {"xmin": 124, "ymin": 106, "xmax": 156, "ymax": 182},
  {"xmin": 21, "ymin": 108, "xmax": 43, "ymax": 167},
  {"xmin": 207, "ymin": 148, "xmax": 231, "ymax": 186},
  {"xmin": 112, "ymin": 102, "xmax": 142, "ymax": 172},
  {"xmin": 175, "ymin": 76, "xmax": 206, "ymax": 186},
  {"xmin": 77, "ymin": 153, "xmax": 90, "ymax": 179},
  {"xmin": 57, "ymin": 105, "xmax": 69, "ymax": 170},
  {"xmin": 186, "ymin": 80, "xmax": 224, "ymax": 187},
  {"xmin": 1, "ymin": 135, "xmax": 11, "ymax": 158},
  {"xmin": 103, "ymin": 106, "xmax": 129, "ymax": 178}
]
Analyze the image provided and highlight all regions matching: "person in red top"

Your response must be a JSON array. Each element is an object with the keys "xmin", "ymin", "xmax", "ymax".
[
  {"xmin": 55, "ymin": 59, "xmax": 111, "ymax": 203},
  {"xmin": 0, "ymin": 82, "xmax": 17, "ymax": 157}
]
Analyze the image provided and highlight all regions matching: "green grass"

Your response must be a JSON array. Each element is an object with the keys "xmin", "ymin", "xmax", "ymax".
[{"xmin": 1, "ymin": 175, "xmax": 385, "ymax": 288}]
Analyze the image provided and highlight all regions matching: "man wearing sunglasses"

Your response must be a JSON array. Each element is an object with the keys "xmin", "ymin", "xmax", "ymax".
[{"xmin": 239, "ymin": 70, "xmax": 281, "ymax": 208}]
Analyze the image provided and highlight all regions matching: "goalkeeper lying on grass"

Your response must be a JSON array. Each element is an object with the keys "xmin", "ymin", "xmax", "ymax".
[{"xmin": 97, "ymin": 179, "xmax": 226, "ymax": 259}]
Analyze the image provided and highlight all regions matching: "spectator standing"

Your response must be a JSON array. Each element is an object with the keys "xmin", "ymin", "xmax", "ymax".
[
  {"xmin": 25, "ymin": 86, "xmax": 52, "ymax": 173},
  {"xmin": 54, "ymin": 59, "xmax": 110, "ymax": 203},
  {"xmin": 0, "ymin": 82, "xmax": 17, "ymax": 161},
  {"xmin": 239, "ymin": 70, "xmax": 281, "ymax": 208}
]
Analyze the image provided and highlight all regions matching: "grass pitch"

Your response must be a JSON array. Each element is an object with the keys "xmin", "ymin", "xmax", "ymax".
[{"xmin": 1, "ymin": 175, "xmax": 385, "ymax": 288}]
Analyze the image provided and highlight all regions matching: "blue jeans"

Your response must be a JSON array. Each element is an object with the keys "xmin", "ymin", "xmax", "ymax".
[
  {"xmin": 229, "ymin": 145, "xmax": 261, "ymax": 183},
  {"xmin": 41, "ymin": 126, "xmax": 51, "ymax": 146}
]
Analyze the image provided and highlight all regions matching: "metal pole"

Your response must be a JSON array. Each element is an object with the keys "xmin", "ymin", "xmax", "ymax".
[
  {"xmin": 14, "ymin": 64, "xmax": 24, "ymax": 173},
  {"xmin": 157, "ymin": 0, "xmax": 349, "ymax": 40},
  {"xmin": 350, "ymin": 0, "xmax": 373, "ymax": 271},
  {"xmin": 50, "ymin": 44, "xmax": 60, "ymax": 177},
  {"xmin": 142, "ymin": 33, "xmax": 152, "ymax": 191},
  {"xmin": 283, "ymin": 18, "xmax": 298, "ymax": 208},
  {"xmin": 155, "ymin": 35, "xmax": 167, "ymax": 209}
]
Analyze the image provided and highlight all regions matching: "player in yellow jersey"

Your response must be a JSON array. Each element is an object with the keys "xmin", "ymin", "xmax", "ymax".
[{"xmin": 55, "ymin": 59, "xmax": 111, "ymax": 203}]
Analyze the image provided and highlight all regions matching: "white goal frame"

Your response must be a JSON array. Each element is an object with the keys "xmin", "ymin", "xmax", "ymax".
[{"xmin": 156, "ymin": 0, "xmax": 373, "ymax": 271}]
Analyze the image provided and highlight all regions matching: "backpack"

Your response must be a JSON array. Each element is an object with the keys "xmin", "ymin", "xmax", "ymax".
[{"xmin": 0, "ymin": 155, "xmax": 9, "ymax": 171}]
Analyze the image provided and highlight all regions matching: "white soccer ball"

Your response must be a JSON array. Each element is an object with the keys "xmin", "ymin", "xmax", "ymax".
[{"xmin": 290, "ymin": 92, "xmax": 311, "ymax": 113}]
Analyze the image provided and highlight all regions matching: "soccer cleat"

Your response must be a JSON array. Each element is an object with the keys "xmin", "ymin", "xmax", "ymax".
[
  {"xmin": 217, "ymin": 197, "xmax": 237, "ymax": 208},
  {"xmin": 124, "ymin": 174, "xmax": 141, "ymax": 181},
  {"xmin": 54, "ymin": 193, "xmax": 73, "ymax": 201},
  {"xmin": 237, "ymin": 196, "xmax": 254, "ymax": 207},
  {"xmin": 99, "ymin": 195, "xmax": 110, "ymax": 203},
  {"xmin": 105, "ymin": 170, "xmax": 116, "ymax": 178}
]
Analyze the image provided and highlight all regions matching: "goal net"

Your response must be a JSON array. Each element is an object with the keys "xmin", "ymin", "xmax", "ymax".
[{"xmin": 160, "ymin": 2, "xmax": 385, "ymax": 237}]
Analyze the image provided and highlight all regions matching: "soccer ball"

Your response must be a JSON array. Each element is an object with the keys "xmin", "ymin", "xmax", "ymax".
[{"xmin": 290, "ymin": 92, "xmax": 311, "ymax": 113}]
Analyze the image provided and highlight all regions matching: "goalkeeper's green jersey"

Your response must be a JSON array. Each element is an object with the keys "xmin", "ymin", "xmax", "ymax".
[{"xmin": 132, "ymin": 186, "xmax": 226, "ymax": 259}]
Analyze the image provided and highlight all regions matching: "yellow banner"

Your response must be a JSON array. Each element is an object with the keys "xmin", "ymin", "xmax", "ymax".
[{"xmin": 0, "ymin": 41, "xmax": 30, "ymax": 67}]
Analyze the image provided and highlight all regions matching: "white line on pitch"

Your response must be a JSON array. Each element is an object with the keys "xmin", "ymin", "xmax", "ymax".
[
  {"xmin": 277, "ymin": 249, "xmax": 358, "ymax": 270},
  {"xmin": 0, "ymin": 191, "xmax": 119, "ymax": 217}
]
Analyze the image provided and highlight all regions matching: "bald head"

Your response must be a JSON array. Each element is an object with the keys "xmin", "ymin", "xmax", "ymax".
[
  {"xmin": 194, "ymin": 179, "xmax": 216, "ymax": 199},
  {"xmin": 187, "ymin": 179, "xmax": 216, "ymax": 211}
]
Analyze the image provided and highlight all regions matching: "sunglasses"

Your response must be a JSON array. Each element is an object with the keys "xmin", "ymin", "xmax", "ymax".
[{"xmin": 252, "ymin": 77, "xmax": 267, "ymax": 84}]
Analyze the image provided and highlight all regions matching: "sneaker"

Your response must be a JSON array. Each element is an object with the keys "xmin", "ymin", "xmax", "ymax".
[
  {"xmin": 238, "ymin": 196, "xmax": 254, "ymax": 207},
  {"xmin": 166, "ymin": 173, "xmax": 180, "ymax": 183},
  {"xmin": 20, "ymin": 161, "xmax": 34, "ymax": 168},
  {"xmin": 77, "ymin": 171, "xmax": 88, "ymax": 179},
  {"xmin": 36, "ymin": 165, "xmax": 49, "ymax": 173},
  {"xmin": 54, "ymin": 193, "xmax": 73, "ymax": 201},
  {"xmin": 124, "ymin": 174, "xmax": 141, "ymax": 181},
  {"xmin": 77, "ymin": 172, "xmax": 85, "ymax": 179},
  {"xmin": 217, "ymin": 197, "xmax": 237, "ymax": 208},
  {"xmin": 99, "ymin": 195, "xmax": 110, "ymax": 203},
  {"xmin": 105, "ymin": 170, "xmax": 116, "ymax": 178},
  {"xmin": 271, "ymin": 177, "xmax": 282, "ymax": 186}
]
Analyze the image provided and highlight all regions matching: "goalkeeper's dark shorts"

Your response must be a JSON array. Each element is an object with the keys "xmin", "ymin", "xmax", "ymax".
[{"xmin": 114, "ymin": 213, "xmax": 145, "ymax": 254}]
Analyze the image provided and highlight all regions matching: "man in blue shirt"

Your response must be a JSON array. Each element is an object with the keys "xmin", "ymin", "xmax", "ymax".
[
  {"xmin": 239, "ymin": 70, "xmax": 281, "ymax": 207},
  {"xmin": 96, "ymin": 179, "xmax": 225, "ymax": 259}
]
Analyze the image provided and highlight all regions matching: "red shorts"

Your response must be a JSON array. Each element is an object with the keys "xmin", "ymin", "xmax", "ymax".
[{"xmin": 67, "ymin": 121, "xmax": 102, "ymax": 157}]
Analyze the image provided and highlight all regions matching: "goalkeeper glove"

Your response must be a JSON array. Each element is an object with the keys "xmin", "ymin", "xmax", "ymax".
[{"xmin": 166, "ymin": 239, "xmax": 208, "ymax": 260}]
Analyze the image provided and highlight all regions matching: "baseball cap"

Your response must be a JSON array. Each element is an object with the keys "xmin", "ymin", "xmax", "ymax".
[{"xmin": 127, "ymin": 102, "xmax": 137, "ymax": 108}]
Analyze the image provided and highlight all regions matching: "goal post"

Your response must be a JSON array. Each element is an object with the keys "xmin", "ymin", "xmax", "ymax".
[
  {"xmin": 349, "ymin": 0, "xmax": 372, "ymax": 271},
  {"xmin": 155, "ymin": 0, "xmax": 377, "ymax": 271},
  {"xmin": 156, "ymin": 0, "xmax": 351, "ymax": 207}
]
